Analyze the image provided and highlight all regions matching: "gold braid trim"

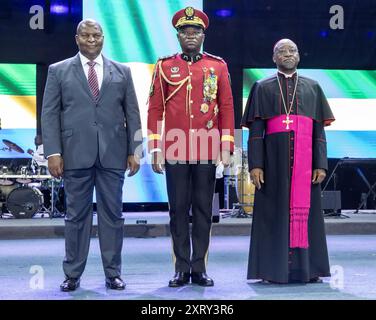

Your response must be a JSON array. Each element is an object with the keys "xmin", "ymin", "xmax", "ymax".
[
  {"xmin": 156, "ymin": 61, "xmax": 167, "ymax": 108},
  {"xmin": 175, "ymin": 16, "xmax": 206, "ymax": 29},
  {"xmin": 158, "ymin": 61, "xmax": 190, "ymax": 113}
]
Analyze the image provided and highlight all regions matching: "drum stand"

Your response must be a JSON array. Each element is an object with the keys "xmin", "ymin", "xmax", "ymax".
[
  {"xmin": 35, "ymin": 178, "xmax": 64, "ymax": 218},
  {"xmin": 47, "ymin": 178, "xmax": 64, "ymax": 218},
  {"xmin": 229, "ymin": 151, "xmax": 253, "ymax": 218},
  {"xmin": 220, "ymin": 175, "xmax": 236, "ymax": 219}
]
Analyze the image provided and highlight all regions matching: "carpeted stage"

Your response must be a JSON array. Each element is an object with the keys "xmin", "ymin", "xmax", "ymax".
[{"xmin": 0, "ymin": 211, "xmax": 375, "ymax": 300}]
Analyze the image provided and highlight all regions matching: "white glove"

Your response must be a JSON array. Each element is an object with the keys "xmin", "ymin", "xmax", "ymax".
[{"xmin": 216, "ymin": 162, "xmax": 224, "ymax": 179}]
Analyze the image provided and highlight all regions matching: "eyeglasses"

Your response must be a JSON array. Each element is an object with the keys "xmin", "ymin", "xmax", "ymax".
[
  {"xmin": 275, "ymin": 48, "xmax": 298, "ymax": 55},
  {"xmin": 178, "ymin": 31, "xmax": 204, "ymax": 38},
  {"xmin": 78, "ymin": 33, "xmax": 103, "ymax": 40}
]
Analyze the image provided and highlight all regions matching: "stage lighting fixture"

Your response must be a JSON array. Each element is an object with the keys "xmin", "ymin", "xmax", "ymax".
[
  {"xmin": 215, "ymin": 9, "xmax": 233, "ymax": 18},
  {"xmin": 50, "ymin": 1, "xmax": 69, "ymax": 15}
]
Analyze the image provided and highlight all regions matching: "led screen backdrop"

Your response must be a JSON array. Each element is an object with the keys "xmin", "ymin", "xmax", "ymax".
[
  {"xmin": 83, "ymin": 0, "xmax": 203, "ymax": 202},
  {"xmin": 243, "ymin": 69, "xmax": 376, "ymax": 159},
  {"xmin": 0, "ymin": 64, "xmax": 36, "ymax": 159}
]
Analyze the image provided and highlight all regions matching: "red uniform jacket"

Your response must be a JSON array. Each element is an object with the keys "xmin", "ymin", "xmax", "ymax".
[{"xmin": 147, "ymin": 52, "xmax": 234, "ymax": 161}]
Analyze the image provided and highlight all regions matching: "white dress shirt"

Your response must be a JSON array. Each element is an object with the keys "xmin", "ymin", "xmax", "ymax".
[{"xmin": 79, "ymin": 52, "xmax": 104, "ymax": 90}]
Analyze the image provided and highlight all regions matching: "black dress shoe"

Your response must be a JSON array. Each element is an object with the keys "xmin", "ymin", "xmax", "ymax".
[
  {"xmin": 60, "ymin": 277, "xmax": 80, "ymax": 292},
  {"xmin": 191, "ymin": 272, "xmax": 214, "ymax": 287},
  {"xmin": 168, "ymin": 272, "xmax": 190, "ymax": 287},
  {"xmin": 261, "ymin": 279, "xmax": 285, "ymax": 284},
  {"xmin": 309, "ymin": 277, "xmax": 323, "ymax": 283},
  {"xmin": 106, "ymin": 276, "xmax": 126, "ymax": 290}
]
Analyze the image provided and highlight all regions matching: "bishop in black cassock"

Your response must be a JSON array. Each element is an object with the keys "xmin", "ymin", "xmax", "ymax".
[{"xmin": 241, "ymin": 39, "xmax": 335, "ymax": 284}]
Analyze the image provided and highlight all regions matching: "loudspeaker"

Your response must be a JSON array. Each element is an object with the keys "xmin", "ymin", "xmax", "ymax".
[{"xmin": 321, "ymin": 191, "xmax": 341, "ymax": 211}]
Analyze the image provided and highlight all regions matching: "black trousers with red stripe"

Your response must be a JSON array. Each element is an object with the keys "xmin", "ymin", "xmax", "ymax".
[{"xmin": 165, "ymin": 161, "xmax": 216, "ymax": 273}]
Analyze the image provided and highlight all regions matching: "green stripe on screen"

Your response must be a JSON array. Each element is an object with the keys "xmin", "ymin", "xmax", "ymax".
[
  {"xmin": 84, "ymin": 0, "xmax": 202, "ymax": 64},
  {"xmin": 243, "ymin": 69, "xmax": 376, "ymax": 99},
  {"xmin": 0, "ymin": 64, "xmax": 36, "ymax": 96},
  {"xmin": 325, "ymin": 70, "xmax": 376, "ymax": 98}
]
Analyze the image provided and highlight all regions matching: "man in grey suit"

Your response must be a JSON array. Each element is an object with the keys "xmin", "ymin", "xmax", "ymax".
[{"xmin": 41, "ymin": 19, "xmax": 142, "ymax": 291}]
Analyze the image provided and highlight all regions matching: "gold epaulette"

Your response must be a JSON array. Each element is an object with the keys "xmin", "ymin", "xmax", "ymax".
[
  {"xmin": 203, "ymin": 52, "xmax": 224, "ymax": 61},
  {"xmin": 158, "ymin": 53, "xmax": 178, "ymax": 61}
]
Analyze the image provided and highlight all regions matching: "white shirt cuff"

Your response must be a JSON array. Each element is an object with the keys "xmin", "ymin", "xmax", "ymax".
[
  {"xmin": 47, "ymin": 153, "xmax": 61, "ymax": 158},
  {"xmin": 149, "ymin": 148, "xmax": 162, "ymax": 153}
]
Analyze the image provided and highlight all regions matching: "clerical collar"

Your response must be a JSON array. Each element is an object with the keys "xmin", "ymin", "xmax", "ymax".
[
  {"xmin": 181, "ymin": 53, "xmax": 202, "ymax": 63},
  {"xmin": 277, "ymin": 71, "xmax": 297, "ymax": 78}
]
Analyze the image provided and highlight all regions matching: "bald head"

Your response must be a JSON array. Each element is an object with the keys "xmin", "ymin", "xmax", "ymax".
[
  {"xmin": 273, "ymin": 39, "xmax": 297, "ymax": 54},
  {"xmin": 273, "ymin": 38, "xmax": 300, "ymax": 74},
  {"xmin": 76, "ymin": 19, "xmax": 103, "ymax": 35}
]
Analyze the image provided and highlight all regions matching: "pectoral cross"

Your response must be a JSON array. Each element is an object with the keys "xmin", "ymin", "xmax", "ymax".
[{"xmin": 282, "ymin": 115, "xmax": 293, "ymax": 130}]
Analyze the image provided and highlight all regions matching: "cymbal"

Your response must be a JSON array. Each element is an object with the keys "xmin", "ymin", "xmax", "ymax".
[{"xmin": 2, "ymin": 139, "xmax": 24, "ymax": 153}]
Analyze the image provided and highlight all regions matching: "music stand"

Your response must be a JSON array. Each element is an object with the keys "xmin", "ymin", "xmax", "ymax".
[
  {"xmin": 354, "ymin": 168, "xmax": 376, "ymax": 212},
  {"xmin": 323, "ymin": 158, "xmax": 376, "ymax": 214}
]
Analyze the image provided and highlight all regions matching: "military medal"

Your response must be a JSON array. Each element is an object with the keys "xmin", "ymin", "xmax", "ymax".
[
  {"xmin": 203, "ymin": 67, "xmax": 218, "ymax": 103},
  {"xmin": 200, "ymin": 103, "xmax": 209, "ymax": 114},
  {"xmin": 214, "ymin": 105, "xmax": 219, "ymax": 116},
  {"xmin": 206, "ymin": 120, "xmax": 213, "ymax": 129}
]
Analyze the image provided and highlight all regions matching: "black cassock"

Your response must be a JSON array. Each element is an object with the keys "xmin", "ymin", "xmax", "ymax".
[{"xmin": 241, "ymin": 72, "xmax": 335, "ymax": 283}]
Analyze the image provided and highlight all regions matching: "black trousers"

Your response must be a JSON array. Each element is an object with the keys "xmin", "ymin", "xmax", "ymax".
[{"xmin": 165, "ymin": 162, "xmax": 216, "ymax": 273}]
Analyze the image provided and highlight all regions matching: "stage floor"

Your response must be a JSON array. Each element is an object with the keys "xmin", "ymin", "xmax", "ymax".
[
  {"xmin": 0, "ymin": 210, "xmax": 376, "ymax": 239},
  {"xmin": 0, "ymin": 235, "xmax": 375, "ymax": 300}
]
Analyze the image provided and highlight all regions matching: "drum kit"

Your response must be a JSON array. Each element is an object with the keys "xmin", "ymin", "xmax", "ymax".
[
  {"xmin": 0, "ymin": 139, "xmax": 65, "ymax": 219},
  {"xmin": 223, "ymin": 148, "xmax": 255, "ymax": 217}
]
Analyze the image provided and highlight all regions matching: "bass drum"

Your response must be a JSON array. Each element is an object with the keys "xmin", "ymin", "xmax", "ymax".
[
  {"xmin": 6, "ymin": 187, "xmax": 44, "ymax": 219},
  {"xmin": 0, "ymin": 182, "xmax": 20, "ymax": 202},
  {"xmin": 236, "ymin": 168, "xmax": 255, "ymax": 214}
]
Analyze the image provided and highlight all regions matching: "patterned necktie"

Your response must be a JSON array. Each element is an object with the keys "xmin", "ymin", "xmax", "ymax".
[{"xmin": 87, "ymin": 61, "xmax": 99, "ymax": 99}]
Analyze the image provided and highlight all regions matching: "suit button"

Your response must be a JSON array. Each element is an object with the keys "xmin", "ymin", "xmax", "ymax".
[
  {"xmin": 93, "ymin": 122, "xmax": 97, "ymax": 126},
  {"xmin": 190, "ymin": 115, "xmax": 194, "ymax": 118}
]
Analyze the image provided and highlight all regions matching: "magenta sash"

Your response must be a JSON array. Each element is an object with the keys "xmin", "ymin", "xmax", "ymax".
[{"xmin": 266, "ymin": 115, "xmax": 313, "ymax": 249}]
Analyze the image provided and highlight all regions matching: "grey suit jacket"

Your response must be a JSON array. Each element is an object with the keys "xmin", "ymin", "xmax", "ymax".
[{"xmin": 41, "ymin": 54, "xmax": 142, "ymax": 170}]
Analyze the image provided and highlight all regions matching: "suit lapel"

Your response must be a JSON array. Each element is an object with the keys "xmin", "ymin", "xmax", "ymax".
[
  {"xmin": 72, "ymin": 54, "xmax": 93, "ymax": 99},
  {"xmin": 98, "ymin": 56, "xmax": 113, "ymax": 101}
]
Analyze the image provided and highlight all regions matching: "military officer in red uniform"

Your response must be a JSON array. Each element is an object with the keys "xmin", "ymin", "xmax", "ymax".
[{"xmin": 147, "ymin": 7, "xmax": 235, "ymax": 287}]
